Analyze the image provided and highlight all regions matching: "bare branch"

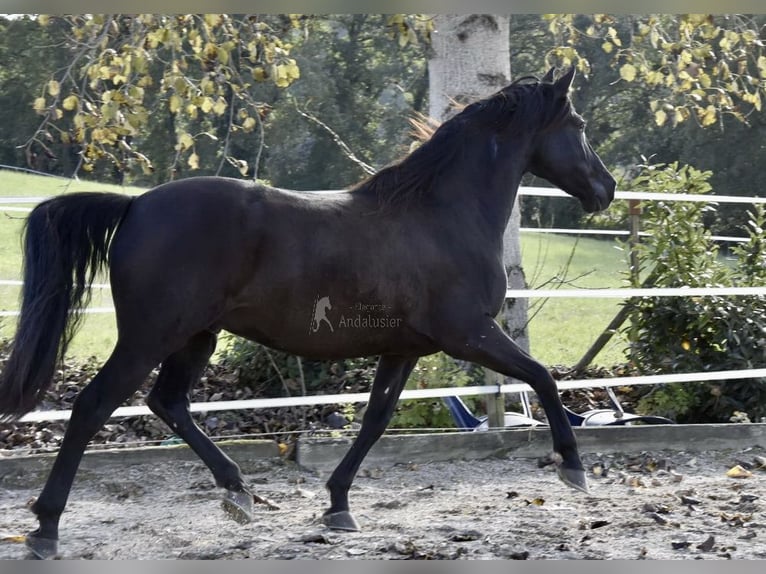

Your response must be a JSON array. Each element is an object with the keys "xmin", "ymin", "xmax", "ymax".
[{"xmin": 292, "ymin": 99, "xmax": 377, "ymax": 176}]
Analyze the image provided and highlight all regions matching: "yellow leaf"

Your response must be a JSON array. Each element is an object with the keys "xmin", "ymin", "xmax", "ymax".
[
  {"xmin": 242, "ymin": 117, "xmax": 257, "ymax": 131},
  {"xmin": 602, "ymin": 41, "xmax": 613, "ymax": 54},
  {"xmin": 33, "ymin": 97, "xmax": 47, "ymax": 113},
  {"xmin": 47, "ymin": 80, "xmax": 60, "ymax": 97},
  {"xmin": 620, "ymin": 63, "xmax": 637, "ymax": 82},
  {"xmin": 213, "ymin": 97, "xmax": 227, "ymax": 116},
  {"xmin": 204, "ymin": 14, "xmax": 221, "ymax": 28},
  {"xmin": 176, "ymin": 132, "xmax": 194, "ymax": 151},
  {"xmin": 701, "ymin": 105, "xmax": 717, "ymax": 126},
  {"xmin": 726, "ymin": 465, "xmax": 753, "ymax": 479},
  {"xmin": 187, "ymin": 152, "xmax": 199, "ymax": 170},
  {"xmin": 200, "ymin": 97, "xmax": 214, "ymax": 114},
  {"xmin": 654, "ymin": 109, "xmax": 667, "ymax": 126},
  {"xmin": 37, "ymin": 15, "xmax": 50, "ymax": 26},
  {"xmin": 62, "ymin": 94, "xmax": 79, "ymax": 111},
  {"xmin": 285, "ymin": 60, "xmax": 300, "ymax": 80},
  {"xmin": 647, "ymin": 70, "xmax": 663, "ymax": 86},
  {"xmin": 681, "ymin": 340, "xmax": 691, "ymax": 351},
  {"xmin": 217, "ymin": 47, "xmax": 230, "ymax": 66},
  {"xmin": 169, "ymin": 94, "xmax": 182, "ymax": 114}
]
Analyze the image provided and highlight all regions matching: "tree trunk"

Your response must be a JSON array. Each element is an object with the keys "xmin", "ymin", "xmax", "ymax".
[{"xmin": 427, "ymin": 14, "xmax": 529, "ymax": 353}]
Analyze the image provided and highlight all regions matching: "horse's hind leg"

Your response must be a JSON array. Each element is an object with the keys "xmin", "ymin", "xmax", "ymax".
[
  {"xmin": 26, "ymin": 343, "xmax": 156, "ymax": 559},
  {"xmin": 323, "ymin": 354, "xmax": 418, "ymax": 531},
  {"xmin": 438, "ymin": 317, "xmax": 587, "ymax": 493},
  {"xmin": 146, "ymin": 331, "xmax": 253, "ymax": 523}
]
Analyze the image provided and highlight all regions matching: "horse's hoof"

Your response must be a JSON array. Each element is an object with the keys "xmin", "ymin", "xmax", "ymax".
[
  {"xmin": 557, "ymin": 466, "xmax": 590, "ymax": 494},
  {"xmin": 322, "ymin": 510, "xmax": 361, "ymax": 532},
  {"xmin": 25, "ymin": 532, "xmax": 58, "ymax": 560},
  {"xmin": 221, "ymin": 489, "xmax": 254, "ymax": 524}
]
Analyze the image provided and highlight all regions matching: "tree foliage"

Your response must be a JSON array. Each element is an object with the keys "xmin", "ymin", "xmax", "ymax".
[
  {"xmin": 545, "ymin": 14, "xmax": 766, "ymax": 128},
  {"xmin": 31, "ymin": 14, "xmax": 306, "ymax": 179}
]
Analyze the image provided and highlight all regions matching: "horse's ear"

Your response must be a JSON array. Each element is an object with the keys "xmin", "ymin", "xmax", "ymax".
[
  {"xmin": 541, "ymin": 67, "xmax": 556, "ymax": 83},
  {"xmin": 553, "ymin": 66, "xmax": 576, "ymax": 98}
]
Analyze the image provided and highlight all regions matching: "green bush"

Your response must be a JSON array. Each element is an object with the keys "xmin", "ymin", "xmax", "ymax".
[
  {"xmin": 621, "ymin": 162, "xmax": 766, "ymax": 423},
  {"xmin": 390, "ymin": 352, "xmax": 482, "ymax": 429},
  {"xmin": 217, "ymin": 336, "xmax": 377, "ymax": 398},
  {"xmin": 217, "ymin": 338, "xmax": 483, "ymax": 429}
]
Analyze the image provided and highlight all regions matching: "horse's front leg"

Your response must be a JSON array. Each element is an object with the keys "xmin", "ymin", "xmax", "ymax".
[
  {"xmin": 323, "ymin": 354, "xmax": 418, "ymax": 531},
  {"xmin": 438, "ymin": 317, "xmax": 588, "ymax": 493}
]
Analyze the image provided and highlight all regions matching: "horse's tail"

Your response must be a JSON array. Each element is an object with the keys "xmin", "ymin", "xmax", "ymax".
[{"xmin": 0, "ymin": 192, "xmax": 133, "ymax": 421}]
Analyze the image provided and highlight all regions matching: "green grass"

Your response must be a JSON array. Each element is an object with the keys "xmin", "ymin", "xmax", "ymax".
[
  {"xmin": 0, "ymin": 172, "xmax": 145, "ymax": 359},
  {"xmin": 0, "ymin": 171, "xmax": 631, "ymax": 367},
  {"xmin": 522, "ymin": 233, "xmax": 628, "ymax": 367}
]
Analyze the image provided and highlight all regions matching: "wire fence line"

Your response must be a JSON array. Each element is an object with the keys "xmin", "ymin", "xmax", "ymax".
[{"xmin": 2, "ymin": 185, "xmax": 766, "ymax": 423}]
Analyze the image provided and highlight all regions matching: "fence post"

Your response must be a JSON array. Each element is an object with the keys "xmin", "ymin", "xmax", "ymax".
[
  {"xmin": 628, "ymin": 199, "xmax": 642, "ymax": 287},
  {"xmin": 484, "ymin": 370, "xmax": 506, "ymax": 428}
]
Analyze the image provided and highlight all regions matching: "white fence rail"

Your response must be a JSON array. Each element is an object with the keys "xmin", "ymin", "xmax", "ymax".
[
  {"xmin": 2, "ymin": 185, "xmax": 766, "ymax": 424},
  {"xmin": 18, "ymin": 367, "xmax": 766, "ymax": 423}
]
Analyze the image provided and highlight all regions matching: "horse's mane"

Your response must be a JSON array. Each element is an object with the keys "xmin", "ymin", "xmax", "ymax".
[{"xmin": 351, "ymin": 75, "xmax": 572, "ymax": 205}]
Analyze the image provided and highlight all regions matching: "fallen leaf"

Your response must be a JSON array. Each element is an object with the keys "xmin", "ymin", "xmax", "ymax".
[
  {"xmin": 589, "ymin": 520, "xmax": 610, "ymax": 529},
  {"xmin": 525, "ymin": 497, "xmax": 545, "ymax": 506},
  {"xmin": 300, "ymin": 531, "xmax": 333, "ymax": 544},
  {"xmin": 0, "ymin": 534, "xmax": 26, "ymax": 543},
  {"xmin": 450, "ymin": 530, "xmax": 482, "ymax": 542},
  {"xmin": 669, "ymin": 470, "xmax": 684, "ymax": 483},
  {"xmin": 720, "ymin": 512, "xmax": 753, "ymax": 527},
  {"xmin": 671, "ymin": 540, "xmax": 691, "ymax": 550},
  {"xmin": 727, "ymin": 465, "xmax": 753, "ymax": 479},
  {"xmin": 648, "ymin": 513, "xmax": 668, "ymax": 525},
  {"xmin": 696, "ymin": 535, "xmax": 715, "ymax": 552},
  {"xmin": 253, "ymin": 493, "xmax": 280, "ymax": 510}
]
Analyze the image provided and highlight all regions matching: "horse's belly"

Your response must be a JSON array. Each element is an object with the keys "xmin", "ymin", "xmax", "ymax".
[{"xmin": 220, "ymin": 306, "xmax": 434, "ymax": 359}]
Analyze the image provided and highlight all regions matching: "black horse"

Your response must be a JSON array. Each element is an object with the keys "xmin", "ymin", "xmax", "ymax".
[{"xmin": 0, "ymin": 67, "xmax": 615, "ymax": 558}]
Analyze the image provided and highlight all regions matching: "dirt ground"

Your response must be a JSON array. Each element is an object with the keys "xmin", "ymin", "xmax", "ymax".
[{"xmin": 2, "ymin": 446, "xmax": 766, "ymax": 560}]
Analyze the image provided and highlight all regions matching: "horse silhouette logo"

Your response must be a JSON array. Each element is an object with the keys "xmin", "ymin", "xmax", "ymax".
[{"xmin": 310, "ymin": 295, "xmax": 334, "ymax": 334}]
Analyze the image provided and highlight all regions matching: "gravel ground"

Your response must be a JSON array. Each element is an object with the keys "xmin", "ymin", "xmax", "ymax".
[{"xmin": 2, "ymin": 446, "xmax": 766, "ymax": 560}]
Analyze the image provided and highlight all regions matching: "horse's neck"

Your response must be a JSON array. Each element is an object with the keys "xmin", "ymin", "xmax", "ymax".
[{"xmin": 469, "ymin": 143, "xmax": 529, "ymax": 242}]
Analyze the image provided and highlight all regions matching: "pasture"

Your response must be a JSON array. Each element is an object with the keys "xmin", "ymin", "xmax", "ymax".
[{"xmin": 0, "ymin": 171, "xmax": 628, "ymax": 367}]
